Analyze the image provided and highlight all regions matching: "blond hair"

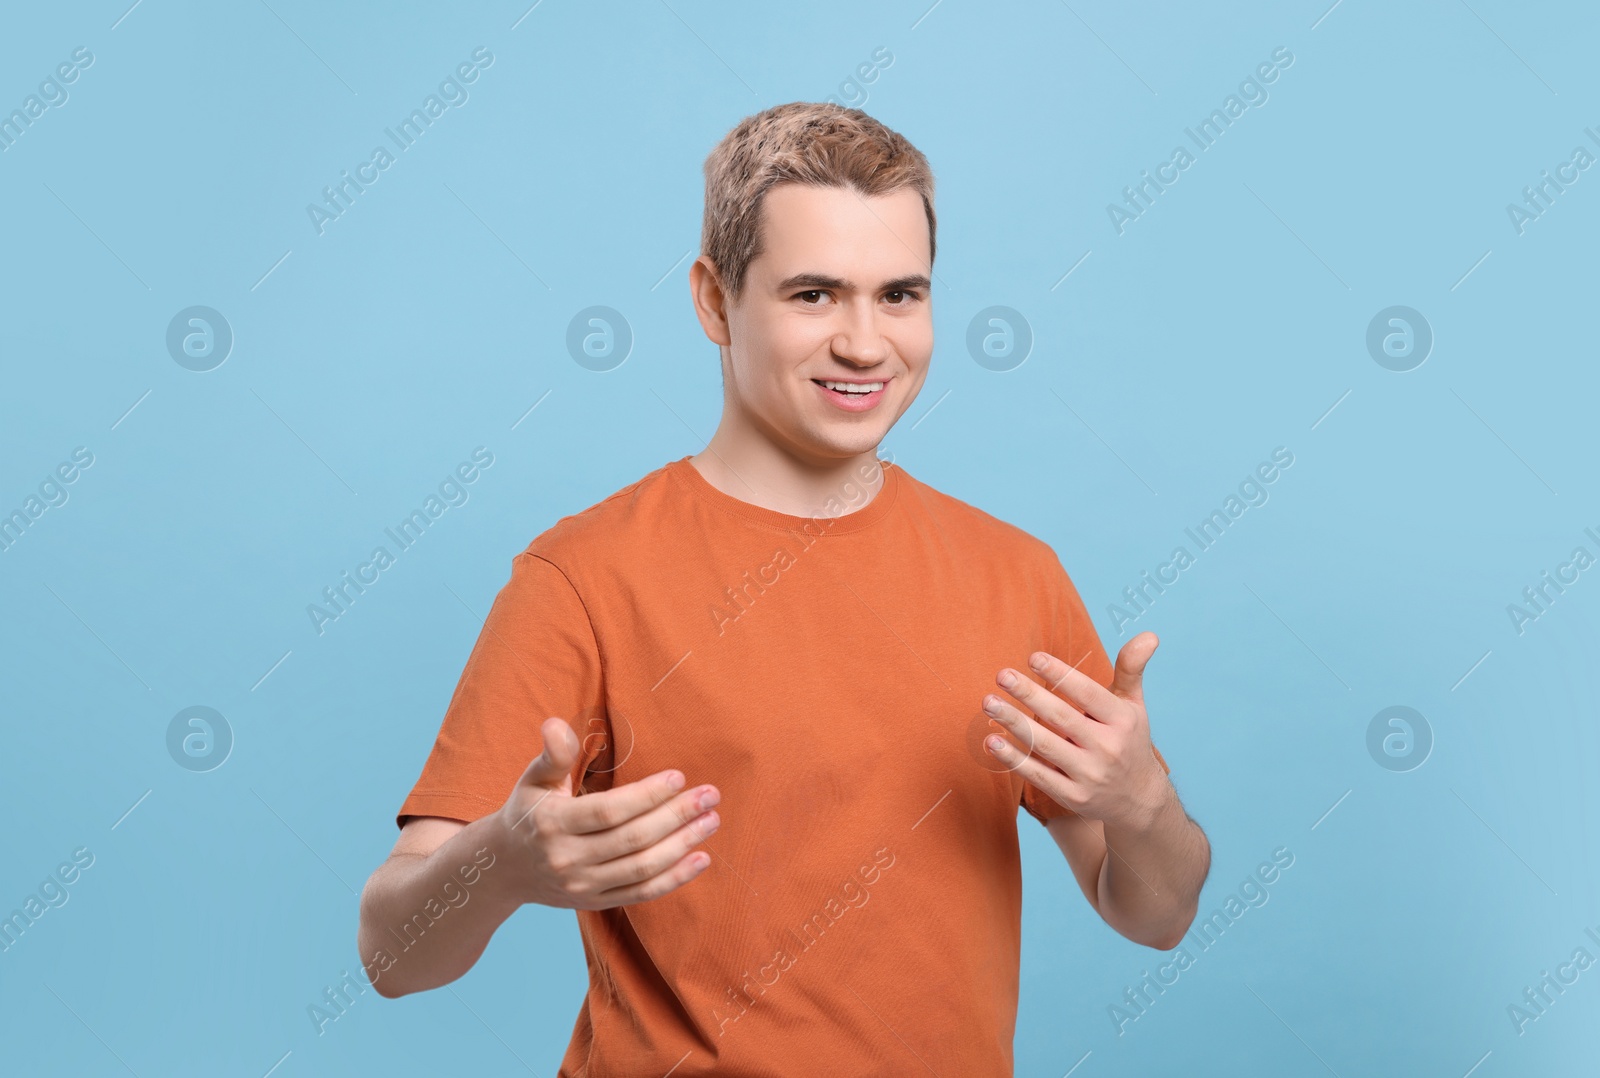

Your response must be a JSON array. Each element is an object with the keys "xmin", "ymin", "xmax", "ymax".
[{"xmin": 700, "ymin": 102, "xmax": 936, "ymax": 300}]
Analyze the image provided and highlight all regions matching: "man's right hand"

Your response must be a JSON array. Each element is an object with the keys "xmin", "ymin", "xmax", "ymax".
[{"xmin": 491, "ymin": 717, "xmax": 721, "ymax": 910}]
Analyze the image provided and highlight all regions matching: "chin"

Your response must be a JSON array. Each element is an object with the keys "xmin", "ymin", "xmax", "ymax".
[{"xmin": 810, "ymin": 428, "xmax": 888, "ymax": 460}]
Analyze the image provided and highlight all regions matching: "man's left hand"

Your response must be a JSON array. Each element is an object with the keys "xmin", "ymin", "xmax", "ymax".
[{"xmin": 981, "ymin": 631, "xmax": 1171, "ymax": 830}]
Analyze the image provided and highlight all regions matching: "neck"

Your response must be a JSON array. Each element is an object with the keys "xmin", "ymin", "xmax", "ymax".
[{"xmin": 689, "ymin": 414, "xmax": 886, "ymax": 519}]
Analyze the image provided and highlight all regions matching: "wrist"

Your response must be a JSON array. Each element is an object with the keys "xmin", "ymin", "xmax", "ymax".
[
  {"xmin": 1114, "ymin": 772, "xmax": 1180, "ymax": 836},
  {"xmin": 461, "ymin": 812, "xmax": 527, "ymax": 915}
]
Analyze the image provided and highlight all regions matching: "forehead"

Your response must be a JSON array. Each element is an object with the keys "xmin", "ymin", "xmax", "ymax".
[{"xmin": 752, "ymin": 183, "xmax": 930, "ymax": 279}]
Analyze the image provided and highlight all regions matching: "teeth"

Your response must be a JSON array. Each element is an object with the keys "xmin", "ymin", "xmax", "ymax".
[{"xmin": 820, "ymin": 380, "xmax": 883, "ymax": 394}]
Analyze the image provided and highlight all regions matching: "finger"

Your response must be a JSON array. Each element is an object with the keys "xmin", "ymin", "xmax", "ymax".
[
  {"xmin": 983, "ymin": 732, "xmax": 1089, "ymax": 810},
  {"xmin": 561, "ymin": 771, "xmax": 712, "ymax": 838},
  {"xmin": 1024, "ymin": 652, "xmax": 1120, "ymax": 723},
  {"xmin": 997, "ymin": 664, "xmax": 1103, "ymax": 737},
  {"xmin": 583, "ymin": 808, "xmax": 721, "ymax": 895},
  {"xmin": 587, "ymin": 845, "xmax": 714, "ymax": 908},
  {"xmin": 515, "ymin": 717, "xmax": 582, "ymax": 793},
  {"xmin": 559, "ymin": 768, "xmax": 698, "ymax": 836},
  {"xmin": 991, "ymin": 666, "xmax": 1096, "ymax": 745},
  {"xmin": 579, "ymin": 786, "xmax": 718, "ymax": 864},
  {"xmin": 984, "ymin": 691, "xmax": 1090, "ymax": 775},
  {"xmin": 1110, "ymin": 632, "xmax": 1159, "ymax": 705}
]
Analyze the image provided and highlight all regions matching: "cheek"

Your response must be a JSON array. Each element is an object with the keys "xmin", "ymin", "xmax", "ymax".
[
  {"xmin": 895, "ymin": 320, "xmax": 935, "ymax": 366},
  {"xmin": 728, "ymin": 320, "xmax": 812, "ymax": 407},
  {"xmin": 895, "ymin": 343, "xmax": 934, "ymax": 397},
  {"xmin": 733, "ymin": 305, "xmax": 805, "ymax": 357},
  {"xmin": 742, "ymin": 318, "xmax": 826, "ymax": 384}
]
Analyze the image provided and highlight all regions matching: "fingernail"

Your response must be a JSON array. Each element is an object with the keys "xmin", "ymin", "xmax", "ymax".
[
  {"xmin": 666, "ymin": 771, "xmax": 685, "ymax": 791},
  {"xmin": 1029, "ymin": 654, "xmax": 1048, "ymax": 672},
  {"xmin": 698, "ymin": 788, "xmax": 720, "ymax": 810},
  {"xmin": 987, "ymin": 735, "xmax": 1006, "ymax": 753},
  {"xmin": 701, "ymin": 811, "xmax": 720, "ymax": 833},
  {"xmin": 998, "ymin": 670, "xmax": 1018, "ymax": 689}
]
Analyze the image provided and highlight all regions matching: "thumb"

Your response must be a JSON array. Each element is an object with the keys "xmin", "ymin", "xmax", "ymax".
[
  {"xmin": 1110, "ymin": 632, "xmax": 1159, "ymax": 705},
  {"xmin": 517, "ymin": 717, "xmax": 581, "ymax": 794}
]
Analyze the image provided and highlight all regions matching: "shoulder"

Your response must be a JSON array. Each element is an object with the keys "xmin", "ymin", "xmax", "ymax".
[
  {"xmin": 895, "ymin": 465, "xmax": 1061, "ymax": 569},
  {"xmin": 521, "ymin": 459, "xmax": 681, "ymax": 568}
]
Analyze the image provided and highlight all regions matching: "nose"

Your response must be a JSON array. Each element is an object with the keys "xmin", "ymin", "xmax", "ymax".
[{"xmin": 830, "ymin": 299, "xmax": 891, "ymax": 367}]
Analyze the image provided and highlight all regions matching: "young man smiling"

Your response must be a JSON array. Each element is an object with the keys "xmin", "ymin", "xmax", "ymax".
[{"xmin": 360, "ymin": 102, "xmax": 1210, "ymax": 1076}]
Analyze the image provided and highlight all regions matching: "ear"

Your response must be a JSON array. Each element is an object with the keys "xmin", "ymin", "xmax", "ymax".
[{"xmin": 689, "ymin": 256, "xmax": 732, "ymax": 347}]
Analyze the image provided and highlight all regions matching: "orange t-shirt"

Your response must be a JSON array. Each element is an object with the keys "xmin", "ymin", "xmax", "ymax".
[{"xmin": 398, "ymin": 455, "xmax": 1169, "ymax": 1077}]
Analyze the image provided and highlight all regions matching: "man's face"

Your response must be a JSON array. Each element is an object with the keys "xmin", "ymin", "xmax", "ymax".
[{"xmin": 705, "ymin": 183, "xmax": 933, "ymax": 465}]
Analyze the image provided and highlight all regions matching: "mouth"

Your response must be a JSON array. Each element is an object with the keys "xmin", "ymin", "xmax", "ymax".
[{"xmin": 812, "ymin": 378, "xmax": 888, "ymax": 412}]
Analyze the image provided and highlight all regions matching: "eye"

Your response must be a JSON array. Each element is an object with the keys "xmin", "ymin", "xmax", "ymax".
[
  {"xmin": 884, "ymin": 290, "xmax": 920, "ymax": 305},
  {"xmin": 796, "ymin": 290, "xmax": 829, "ymax": 305}
]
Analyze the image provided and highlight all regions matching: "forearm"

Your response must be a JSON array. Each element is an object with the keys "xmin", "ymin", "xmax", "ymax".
[
  {"xmin": 357, "ymin": 814, "xmax": 524, "ymax": 997},
  {"xmin": 1096, "ymin": 788, "xmax": 1209, "ymax": 950}
]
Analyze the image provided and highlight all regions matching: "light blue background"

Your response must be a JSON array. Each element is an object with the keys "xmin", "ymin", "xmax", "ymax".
[{"xmin": 2, "ymin": 1, "xmax": 1596, "ymax": 1075}]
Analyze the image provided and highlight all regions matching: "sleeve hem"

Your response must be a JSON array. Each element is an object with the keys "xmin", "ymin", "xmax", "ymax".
[
  {"xmin": 1021, "ymin": 800, "xmax": 1073, "ymax": 827},
  {"xmin": 396, "ymin": 790, "xmax": 502, "ymax": 830}
]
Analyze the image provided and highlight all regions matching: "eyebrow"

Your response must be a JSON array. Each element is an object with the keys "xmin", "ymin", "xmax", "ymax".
[{"xmin": 774, "ymin": 272, "xmax": 931, "ymax": 293}]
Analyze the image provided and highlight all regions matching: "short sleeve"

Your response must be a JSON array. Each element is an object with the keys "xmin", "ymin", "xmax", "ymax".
[
  {"xmin": 1021, "ymin": 548, "xmax": 1170, "ymax": 826},
  {"xmin": 396, "ymin": 551, "xmax": 609, "ymax": 829}
]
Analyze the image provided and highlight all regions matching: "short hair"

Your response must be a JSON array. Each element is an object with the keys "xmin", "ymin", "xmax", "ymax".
[{"xmin": 700, "ymin": 102, "xmax": 936, "ymax": 301}]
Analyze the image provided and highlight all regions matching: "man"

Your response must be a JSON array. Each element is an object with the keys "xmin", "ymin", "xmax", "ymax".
[{"xmin": 358, "ymin": 101, "xmax": 1210, "ymax": 1076}]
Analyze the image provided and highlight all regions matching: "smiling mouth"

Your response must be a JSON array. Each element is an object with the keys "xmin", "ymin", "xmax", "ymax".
[{"xmin": 813, "ymin": 379, "xmax": 886, "ymax": 396}]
